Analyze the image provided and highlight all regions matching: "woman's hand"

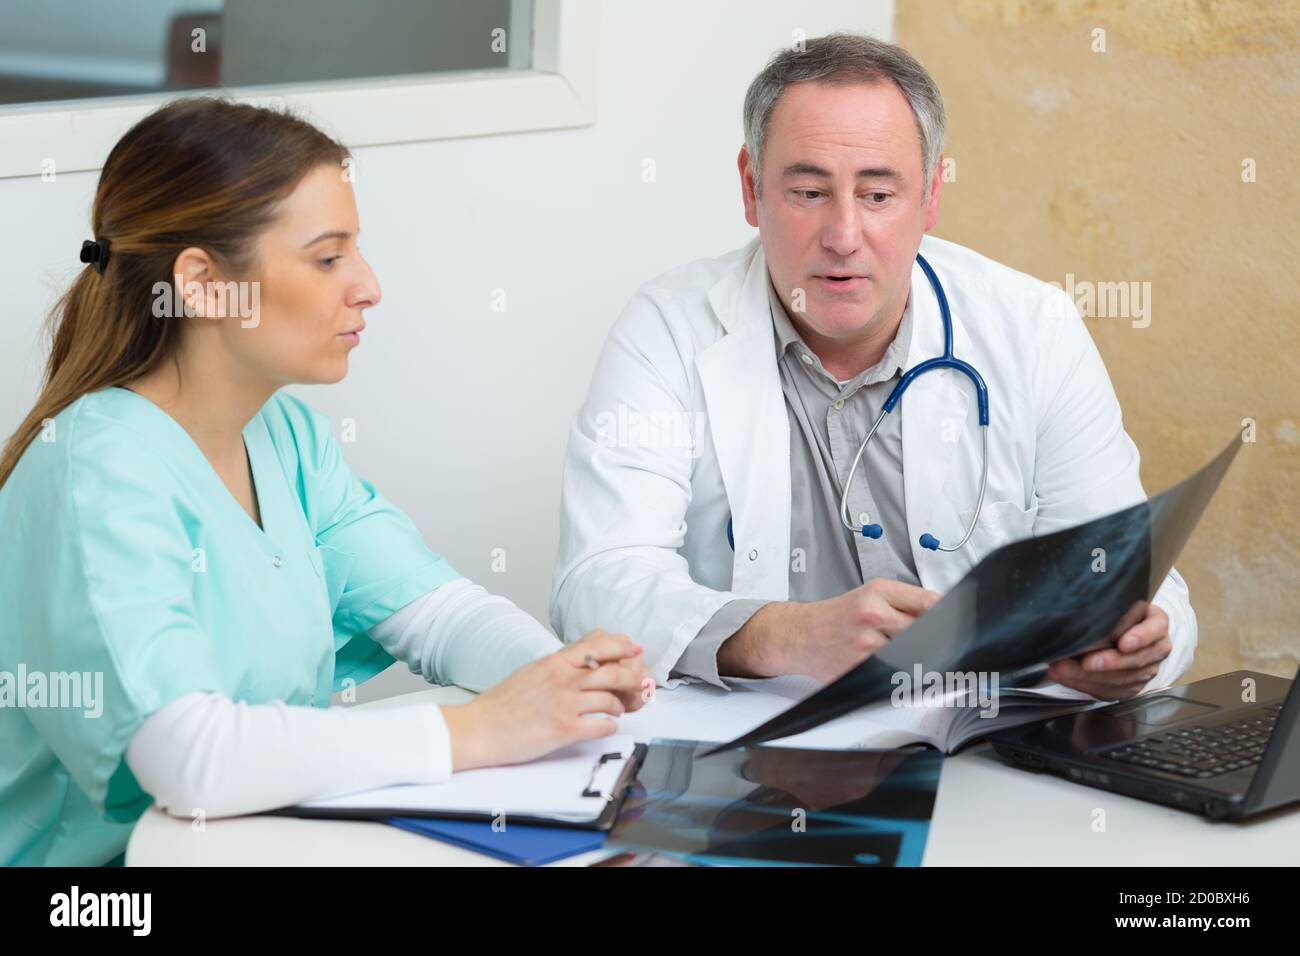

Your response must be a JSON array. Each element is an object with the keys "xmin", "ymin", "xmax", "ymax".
[{"xmin": 441, "ymin": 630, "xmax": 653, "ymax": 771}]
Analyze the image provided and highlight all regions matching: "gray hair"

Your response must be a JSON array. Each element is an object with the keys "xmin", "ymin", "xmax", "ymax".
[{"xmin": 742, "ymin": 33, "xmax": 946, "ymax": 197}]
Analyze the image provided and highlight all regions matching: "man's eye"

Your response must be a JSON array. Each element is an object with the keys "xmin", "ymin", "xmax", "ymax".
[
  {"xmin": 794, "ymin": 190, "xmax": 822, "ymax": 201},
  {"xmin": 867, "ymin": 192, "xmax": 890, "ymax": 204}
]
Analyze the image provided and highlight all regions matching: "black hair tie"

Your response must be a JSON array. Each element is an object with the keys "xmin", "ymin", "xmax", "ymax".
[{"xmin": 79, "ymin": 238, "xmax": 111, "ymax": 275}]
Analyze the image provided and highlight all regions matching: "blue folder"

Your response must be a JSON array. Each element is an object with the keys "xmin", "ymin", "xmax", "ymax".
[{"xmin": 388, "ymin": 817, "xmax": 608, "ymax": 866}]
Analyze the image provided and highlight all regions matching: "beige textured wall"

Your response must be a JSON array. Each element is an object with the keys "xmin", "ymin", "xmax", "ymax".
[{"xmin": 896, "ymin": 0, "xmax": 1299, "ymax": 680}]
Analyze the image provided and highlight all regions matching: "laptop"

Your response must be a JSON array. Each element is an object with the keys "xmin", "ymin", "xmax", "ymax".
[{"xmin": 989, "ymin": 668, "xmax": 1299, "ymax": 820}]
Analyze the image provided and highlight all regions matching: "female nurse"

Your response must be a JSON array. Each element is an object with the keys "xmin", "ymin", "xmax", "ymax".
[{"xmin": 0, "ymin": 98, "xmax": 651, "ymax": 866}]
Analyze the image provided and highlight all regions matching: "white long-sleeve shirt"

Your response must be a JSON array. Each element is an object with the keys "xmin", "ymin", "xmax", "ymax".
[{"xmin": 125, "ymin": 578, "xmax": 561, "ymax": 819}]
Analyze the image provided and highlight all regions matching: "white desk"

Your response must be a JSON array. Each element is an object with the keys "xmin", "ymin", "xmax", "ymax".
[{"xmin": 127, "ymin": 685, "xmax": 1300, "ymax": 866}]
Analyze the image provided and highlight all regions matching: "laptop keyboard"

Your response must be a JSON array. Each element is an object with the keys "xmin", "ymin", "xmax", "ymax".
[{"xmin": 1101, "ymin": 703, "xmax": 1284, "ymax": 778}]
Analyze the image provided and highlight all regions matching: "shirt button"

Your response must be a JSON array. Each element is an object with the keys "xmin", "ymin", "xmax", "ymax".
[
  {"xmin": 858, "ymin": 512, "xmax": 871, "ymax": 525},
  {"xmin": 833, "ymin": 399, "xmax": 845, "ymax": 410},
  {"xmin": 309, "ymin": 694, "xmax": 316, "ymax": 706},
  {"xmin": 748, "ymin": 549, "xmax": 759, "ymax": 561},
  {"xmin": 272, "ymin": 555, "xmax": 283, "ymax": 568},
  {"xmin": 799, "ymin": 353, "xmax": 814, "ymax": 366}
]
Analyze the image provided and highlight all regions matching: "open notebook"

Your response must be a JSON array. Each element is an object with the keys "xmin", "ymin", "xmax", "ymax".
[
  {"xmin": 620, "ymin": 672, "xmax": 1103, "ymax": 754},
  {"xmin": 267, "ymin": 735, "xmax": 642, "ymax": 828}
]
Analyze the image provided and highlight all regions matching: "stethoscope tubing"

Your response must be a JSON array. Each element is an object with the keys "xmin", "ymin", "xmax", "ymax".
[{"xmin": 726, "ymin": 252, "xmax": 991, "ymax": 555}]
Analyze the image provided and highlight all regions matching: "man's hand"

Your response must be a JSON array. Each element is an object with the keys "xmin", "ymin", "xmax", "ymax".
[
  {"xmin": 718, "ymin": 578, "xmax": 941, "ymax": 683},
  {"xmin": 1047, "ymin": 602, "xmax": 1171, "ymax": 701}
]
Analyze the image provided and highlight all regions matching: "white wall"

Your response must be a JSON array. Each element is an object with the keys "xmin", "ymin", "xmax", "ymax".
[{"xmin": 0, "ymin": 0, "xmax": 894, "ymax": 703}]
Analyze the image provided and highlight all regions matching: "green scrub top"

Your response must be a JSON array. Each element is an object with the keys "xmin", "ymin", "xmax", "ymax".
[{"xmin": 0, "ymin": 386, "xmax": 462, "ymax": 866}]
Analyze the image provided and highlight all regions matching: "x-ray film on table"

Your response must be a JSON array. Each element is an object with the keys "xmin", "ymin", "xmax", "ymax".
[{"xmin": 610, "ymin": 741, "xmax": 942, "ymax": 866}]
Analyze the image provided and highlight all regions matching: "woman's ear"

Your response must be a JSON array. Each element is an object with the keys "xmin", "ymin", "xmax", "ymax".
[{"xmin": 169, "ymin": 246, "xmax": 218, "ymax": 319}]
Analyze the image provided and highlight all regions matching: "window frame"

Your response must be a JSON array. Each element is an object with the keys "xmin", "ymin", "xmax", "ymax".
[{"xmin": 0, "ymin": 0, "xmax": 598, "ymax": 180}]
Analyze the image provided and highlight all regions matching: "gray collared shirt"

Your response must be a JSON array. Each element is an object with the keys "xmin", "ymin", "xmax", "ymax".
[{"xmin": 673, "ymin": 273, "xmax": 920, "ymax": 686}]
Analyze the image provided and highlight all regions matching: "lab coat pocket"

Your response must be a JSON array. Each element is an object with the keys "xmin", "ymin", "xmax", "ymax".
[{"xmin": 960, "ymin": 498, "xmax": 1039, "ymax": 559}]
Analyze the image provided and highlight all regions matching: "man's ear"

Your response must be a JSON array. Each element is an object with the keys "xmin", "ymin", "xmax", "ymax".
[
  {"xmin": 738, "ymin": 145, "xmax": 759, "ymax": 228},
  {"xmin": 923, "ymin": 153, "xmax": 945, "ymax": 232},
  {"xmin": 170, "ymin": 247, "xmax": 218, "ymax": 319}
]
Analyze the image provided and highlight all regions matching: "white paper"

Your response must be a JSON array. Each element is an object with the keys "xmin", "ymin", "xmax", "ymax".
[{"xmin": 296, "ymin": 734, "xmax": 636, "ymax": 822}]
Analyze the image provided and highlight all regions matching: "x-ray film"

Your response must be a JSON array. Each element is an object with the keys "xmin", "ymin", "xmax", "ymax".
[{"xmin": 707, "ymin": 434, "xmax": 1245, "ymax": 754}]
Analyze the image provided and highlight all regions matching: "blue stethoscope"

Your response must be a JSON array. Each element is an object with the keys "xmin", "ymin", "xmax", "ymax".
[{"xmin": 727, "ymin": 251, "xmax": 990, "ymax": 555}]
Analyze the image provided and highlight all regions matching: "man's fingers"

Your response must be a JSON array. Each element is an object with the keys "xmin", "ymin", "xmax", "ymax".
[
  {"xmin": 867, "ymin": 603, "xmax": 919, "ymax": 636},
  {"xmin": 1115, "ymin": 606, "xmax": 1169, "ymax": 653},
  {"xmin": 1080, "ymin": 637, "xmax": 1172, "ymax": 674},
  {"xmin": 1051, "ymin": 670, "xmax": 1152, "ymax": 701},
  {"xmin": 1052, "ymin": 659, "xmax": 1160, "ymax": 689},
  {"xmin": 870, "ymin": 579, "xmax": 942, "ymax": 616},
  {"xmin": 1056, "ymin": 658, "xmax": 1159, "ymax": 684},
  {"xmin": 1106, "ymin": 600, "xmax": 1150, "ymax": 643}
]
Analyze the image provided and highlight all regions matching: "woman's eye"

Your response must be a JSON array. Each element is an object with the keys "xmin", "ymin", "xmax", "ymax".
[{"xmin": 318, "ymin": 256, "xmax": 342, "ymax": 269}]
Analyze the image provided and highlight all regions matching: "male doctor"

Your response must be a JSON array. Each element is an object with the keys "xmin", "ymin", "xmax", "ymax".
[{"xmin": 550, "ymin": 33, "xmax": 1194, "ymax": 698}]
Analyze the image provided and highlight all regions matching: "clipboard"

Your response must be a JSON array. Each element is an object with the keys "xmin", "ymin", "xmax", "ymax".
[{"xmin": 262, "ymin": 743, "xmax": 648, "ymax": 832}]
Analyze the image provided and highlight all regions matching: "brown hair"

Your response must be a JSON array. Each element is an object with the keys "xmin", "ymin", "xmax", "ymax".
[{"xmin": 0, "ymin": 97, "xmax": 348, "ymax": 487}]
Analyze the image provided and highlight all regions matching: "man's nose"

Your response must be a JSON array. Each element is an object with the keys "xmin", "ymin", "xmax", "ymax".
[{"xmin": 821, "ymin": 195, "xmax": 861, "ymax": 259}]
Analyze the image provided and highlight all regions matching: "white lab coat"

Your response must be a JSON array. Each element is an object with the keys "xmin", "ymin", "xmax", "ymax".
[{"xmin": 550, "ymin": 234, "xmax": 1195, "ymax": 690}]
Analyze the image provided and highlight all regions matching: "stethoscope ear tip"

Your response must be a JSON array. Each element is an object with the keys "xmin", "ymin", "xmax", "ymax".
[
  {"xmin": 860, "ymin": 524, "xmax": 883, "ymax": 539},
  {"xmin": 919, "ymin": 533, "xmax": 940, "ymax": 551}
]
